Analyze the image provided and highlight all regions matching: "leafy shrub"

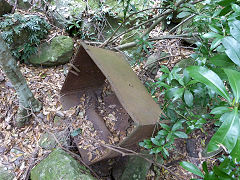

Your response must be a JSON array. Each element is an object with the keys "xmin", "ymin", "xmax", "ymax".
[
  {"xmin": 0, "ymin": 13, "xmax": 50, "ymax": 62},
  {"xmin": 180, "ymin": 156, "xmax": 240, "ymax": 179}
]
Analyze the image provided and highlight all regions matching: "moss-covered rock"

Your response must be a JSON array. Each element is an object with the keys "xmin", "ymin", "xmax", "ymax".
[
  {"xmin": 0, "ymin": 0, "xmax": 12, "ymax": 17},
  {"xmin": 120, "ymin": 155, "xmax": 152, "ymax": 180},
  {"xmin": 39, "ymin": 131, "xmax": 70, "ymax": 150},
  {"xmin": 31, "ymin": 149, "xmax": 96, "ymax": 180},
  {"xmin": 0, "ymin": 166, "xmax": 14, "ymax": 180},
  {"xmin": 29, "ymin": 36, "xmax": 73, "ymax": 66},
  {"xmin": 48, "ymin": 0, "xmax": 87, "ymax": 28}
]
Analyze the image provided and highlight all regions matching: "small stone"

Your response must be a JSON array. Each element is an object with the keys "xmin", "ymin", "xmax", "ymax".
[
  {"xmin": 0, "ymin": 75, "xmax": 4, "ymax": 82},
  {"xmin": 53, "ymin": 116, "xmax": 62, "ymax": 126},
  {"xmin": 6, "ymin": 125, "xmax": 11, "ymax": 130},
  {"xmin": 0, "ymin": 165, "xmax": 14, "ymax": 180},
  {"xmin": 37, "ymin": 113, "xmax": 45, "ymax": 119},
  {"xmin": 5, "ymin": 81, "xmax": 13, "ymax": 88},
  {"xmin": 0, "ymin": 146, "xmax": 6, "ymax": 154},
  {"xmin": 39, "ymin": 133, "xmax": 57, "ymax": 150},
  {"xmin": 10, "ymin": 147, "xmax": 24, "ymax": 155},
  {"xmin": 56, "ymin": 111, "xmax": 64, "ymax": 118},
  {"xmin": 113, "ymin": 137, "xmax": 119, "ymax": 142}
]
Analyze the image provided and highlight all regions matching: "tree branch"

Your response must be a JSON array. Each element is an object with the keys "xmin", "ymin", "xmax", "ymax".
[{"xmin": 114, "ymin": 33, "xmax": 198, "ymax": 50}]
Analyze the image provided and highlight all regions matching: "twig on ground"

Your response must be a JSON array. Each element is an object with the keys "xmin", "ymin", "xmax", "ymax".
[
  {"xmin": 144, "ymin": 54, "xmax": 187, "ymax": 67},
  {"xmin": 85, "ymin": 137, "xmax": 182, "ymax": 180},
  {"xmin": 22, "ymin": 147, "xmax": 39, "ymax": 180}
]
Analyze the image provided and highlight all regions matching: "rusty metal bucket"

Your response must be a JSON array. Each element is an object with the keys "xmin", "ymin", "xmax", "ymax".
[{"xmin": 60, "ymin": 42, "xmax": 164, "ymax": 164}]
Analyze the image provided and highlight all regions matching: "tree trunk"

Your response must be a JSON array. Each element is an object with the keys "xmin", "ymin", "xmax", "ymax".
[{"xmin": 0, "ymin": 35, "xmax": 42, "ymax": 127}]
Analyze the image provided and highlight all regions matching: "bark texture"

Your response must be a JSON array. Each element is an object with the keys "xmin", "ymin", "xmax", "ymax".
[{"xmin": 0, "ymin": 35, "xmax": 42, "ymax": 127}]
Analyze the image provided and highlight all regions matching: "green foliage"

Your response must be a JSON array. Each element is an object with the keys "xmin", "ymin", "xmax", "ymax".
[
  {"xmin": 186, "ymin": 66, "xmax": 240, "ymax": 161},
  {"xmin": 179, "ymin": 161, "xmax": 204, "ymax": 178},
  {"xmin": 0, "ymin": 13, "xmax": 50, "ymax": 62},
  {"xmin": 142, "ymin": 65, "xmax": 214, "ymax": 155},
  {"xmin": 180, "ymin": 156, "xmax": 240, "ymax": 179},
  {"xmin": 139, "ymin": 121, "xmax": 187, "ymax": 159}
]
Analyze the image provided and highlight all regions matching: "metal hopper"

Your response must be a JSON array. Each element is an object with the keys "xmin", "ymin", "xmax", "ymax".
[{"xmin": 60, "ymin": 42, "xmax": 165, "ymax": 164}]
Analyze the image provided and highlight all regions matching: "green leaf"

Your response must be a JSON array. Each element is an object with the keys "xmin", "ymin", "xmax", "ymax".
[
  {"xmin": 179, "ymin": 161, "xmax": 204, "ymax": 178},
  {"xmin": 184, "ymin": 90, "xmax": 193, "ymax": 107},
  {"xmin": 207, "ymin": 108, "xmax": 240, "ymax": 153},
  {"xmin": 158, "ymin": 130, "xmax": 168, "ymax": 136},
  {"xmin": 160, "ymin": 123, "xmax": 171, "ymax": 131},
  {"xmin": 162, "ymin": 147, "xmax": 169, "ymax": 157},
  {"xmin": 160, "ymin": 65, "xmax": 170, "ymax": 73},
  {"xmin": 224, "ymin": 69, "xmax": 240, "ymax": 102},
  {"xmin": 174, "ymin": 131, "xmax": 188, "ymax": 138},
  {"xmin": 144, "ymin": 144, "xmax": 153, "ymax": 149},
  {"xmin": 210, "ymin": 38, "xmax": 223, "ymax": 50},
  {"xmin": 218, "ymin": 0, "xmax": 236, "ymax": 7},
  {"xmin": 186, "ymin": 66, "xmax": 231, "ymax": 103},
  {"xmin": 139, "ymin": 142, "xmax": 145, "ymax": 147},
  {"xmin": 210, "ymin": 106, "xmax": 231, "ymax": 114},
  {"xmin": 166, "ymin": 88, "xmax": 184, "ymax": 101},
  {"xmin": 202, "ymin": 32, "xmax": 222, "ymax": 39},
  {"xmin": 222, "ymin": 36, "xmax": 240, "ymax": 67},
  {"xmin": 213, "ymin": 166, "xmax": 234, "ymax": 179},
  {"xmin": 177, "ymin": 11, "xmax": 191, "ymax": 18},
  {"xmin": 209, "ymin": 54, "xmax": 235, "ymax": 67},
  {"xmin": 156, "ymin": 82, "xmax": 171, "ymax": 89},
  {"xmin": 71, "ymin": 128, "xmax": 82, "ymax": 137},
  {"xmin": 229, "ymin": 20, "xmax": 240, "ymax": 41},
  {"xmin": 219, "ymin": 5, "xmax": 232, "ymax": 16},
  {"xmin": 202, "ymin": 161, "xmax": 208, "ymax": 174},
  {"xmin": 232, "ymin": 4, "xmax": 240, "ymax": 13},
  {"xmin": 183, "ymin": 69, "xmax": 190, "ymax": 84},
  {"xmin": 172, "ymin": 121, "xmax": 183, "ymax": 132},
  {"xmin": 230, "ymin": 137, "xmax": 240, "ymax": 162}
]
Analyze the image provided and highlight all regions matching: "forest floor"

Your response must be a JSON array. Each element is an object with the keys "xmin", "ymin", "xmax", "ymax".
[{"xmin": 0, "ymin": 26, "xmax": 220, "ymax": 180}]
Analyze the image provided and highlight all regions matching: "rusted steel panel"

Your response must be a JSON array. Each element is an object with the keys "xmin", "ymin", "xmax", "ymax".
[
  {"xmin": 60, "ymin": 42, "xmax": 164, "ymax": 164},
  {"xmin": 81, "ymin": 43, "xmax": 162, "ymax": 125}
]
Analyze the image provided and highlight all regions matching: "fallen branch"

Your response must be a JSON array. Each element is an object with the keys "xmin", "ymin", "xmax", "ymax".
[
  {"xmin": 86, "ymin": 137, "xmax": 182, "ymax": 180},
  {"xmin": 114, "ymin": 33, "xmax": 198, "ymax": 50}
]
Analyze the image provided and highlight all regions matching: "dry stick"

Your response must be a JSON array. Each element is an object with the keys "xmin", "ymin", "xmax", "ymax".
[
  {"xmin": 11, "ymin": 0, "xmax": 18, "ymax": 13},
  {"xmin": 114, "ymin": 33, "xmax": 197, "ymax": 50},
  {"xmin": 168, "ymin": 14, "xmax": 196, "ymax": 34},
  {"xmin": 145, "ymin": 54, "xmax": 188, "ymax": 67},
  {"xmin": 22, "ymin": 147, "xmax": 39, "ymax": 180},
  {"xmin": 86, "ymin": 137, "xmax": 182, "ymax": 180}
]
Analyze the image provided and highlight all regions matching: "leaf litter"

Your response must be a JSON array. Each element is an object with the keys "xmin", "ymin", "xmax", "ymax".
[{"xmin": 0, "ymin": 23, "xmax": 206, "ymax": 179}]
